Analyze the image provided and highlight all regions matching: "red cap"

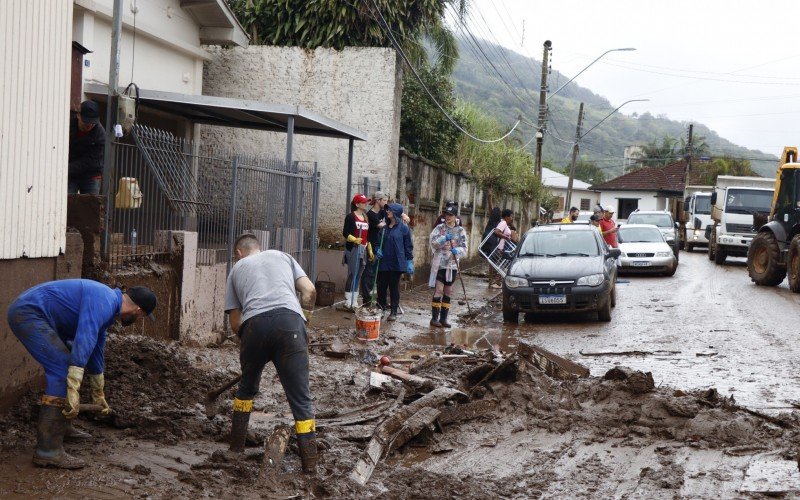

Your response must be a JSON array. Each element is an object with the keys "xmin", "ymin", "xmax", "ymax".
[{"xmin": 352, "ymin": 193, "xmax": 368, "ymax": 204}]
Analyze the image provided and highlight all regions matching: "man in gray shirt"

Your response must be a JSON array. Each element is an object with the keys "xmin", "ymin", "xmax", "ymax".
[{"xmin": 224, "ymin": 234, "xmax": 318, "ymax": 473}]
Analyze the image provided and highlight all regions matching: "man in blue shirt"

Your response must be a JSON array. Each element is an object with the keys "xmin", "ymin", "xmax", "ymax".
[{"xmin": 7, "ymin": 279, "xmax": 157, "ymax": 469}]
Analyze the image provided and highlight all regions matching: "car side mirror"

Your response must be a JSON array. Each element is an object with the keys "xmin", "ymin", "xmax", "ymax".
[
  {"xmin": 674, "ymin": 221, "xmax": 679, "ymax": 228},
  {"xmin": 608, "ymin": 248, "xmax": 621, "ymax": 258},
  {"xmin": 710, "ymin": 192, "xmax": 717, "ymax": 205},
  {"xmin": 694, "ymin": 217, "xmax": 701, "ymax": 230}
]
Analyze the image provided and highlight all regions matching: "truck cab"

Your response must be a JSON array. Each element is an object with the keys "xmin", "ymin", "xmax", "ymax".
[
  {"xmin": 707, "ymin": 176, "xmax": 774, "ymax": 264},
  {"xmin": 683, "ymin": 190, "xmax": 712, "ymax": 252}
]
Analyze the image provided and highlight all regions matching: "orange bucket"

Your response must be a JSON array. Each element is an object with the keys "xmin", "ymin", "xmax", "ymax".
[{"xmin": 355, "ymin": 308, "xmax": 382, "ymax": 341}]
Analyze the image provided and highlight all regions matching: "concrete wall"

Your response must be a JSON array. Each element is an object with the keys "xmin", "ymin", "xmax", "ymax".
[
  {"xmin": 0, "ymin": 232, "xmax": 83, "ymax": 413},
  {"xmin": 201, "ymin": 46, "xmax": 402, "ymax": 244}
]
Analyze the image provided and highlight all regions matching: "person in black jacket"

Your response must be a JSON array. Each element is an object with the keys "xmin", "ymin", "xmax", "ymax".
[{"xmin": 68, "ymin": 101, "xmax": 105, "ymax": 195}]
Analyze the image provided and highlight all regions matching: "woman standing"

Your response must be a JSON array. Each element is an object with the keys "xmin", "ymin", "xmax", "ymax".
[
  {"xmin": 376, "ymin": 203, "xmax": 413, "ymax": 321},
  {"xmin": 429, "ymin": 205, "xmax": 467, "ymax": 328},
  {"xmin": 341, "ymin": 193, "xmax": 370, "ymax": 310}
]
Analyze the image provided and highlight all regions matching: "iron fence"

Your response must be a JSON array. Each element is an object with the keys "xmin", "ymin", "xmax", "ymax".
[{"xmin": 108, "ymin": 125, "xmax": 320, "ymax": 277}]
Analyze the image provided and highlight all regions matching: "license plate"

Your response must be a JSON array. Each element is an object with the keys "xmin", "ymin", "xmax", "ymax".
[
  {"xmin": 539, "ymin": 294, "xmax": 567, "ymax": 305},
  {"xmin": 632, "ymin": 261, "xmax": 651, "ymax": 267}
]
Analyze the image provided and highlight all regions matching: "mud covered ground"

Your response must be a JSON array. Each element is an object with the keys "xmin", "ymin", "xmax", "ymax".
[{"xmin": 2, "ymin": 258, "xmax": 800, "ymax": 498}]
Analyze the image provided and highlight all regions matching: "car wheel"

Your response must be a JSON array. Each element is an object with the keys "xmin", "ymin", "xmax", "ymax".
[
  {"xmin": 664, "ymin": 261, "xmax": 677, "ymax": 276},
  {"xmin": 598, "ymin": 296, "xmax": 612, "ymax": 322},
  {"xmin": 686, "ymin": 243, "xmax": 694, "ymax": 253},
  {"xmin": 502, "ymin": 293, "xmax": 519, "ymax": 323},
  {"xmin": 523, "ymin": 312, "xmax": 536, "ymax": 323},
  {"xmin": 610, "ymin": 285, "xmax": 617, "ymax": 308}
]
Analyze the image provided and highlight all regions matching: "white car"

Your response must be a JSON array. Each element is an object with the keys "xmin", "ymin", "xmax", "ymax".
[{"xmin": 617, "ymin": 224, "xmax": 678, "ymax": 276}]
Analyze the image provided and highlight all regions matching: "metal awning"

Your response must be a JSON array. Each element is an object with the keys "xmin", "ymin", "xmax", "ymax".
[{"xmin": 84, "ymin": 83, "xmax": 367, "ymax": 141}]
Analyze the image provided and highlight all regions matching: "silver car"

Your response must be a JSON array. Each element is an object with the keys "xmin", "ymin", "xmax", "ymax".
[{"xmin": 617, "ymin": 224, "xmax": 678, "ymax": 276}]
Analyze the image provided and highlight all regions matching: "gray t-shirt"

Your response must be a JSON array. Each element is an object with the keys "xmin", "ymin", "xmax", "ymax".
[{"xmin": 224, "ymin": 250, "xmax": 307, "ymax": 324}]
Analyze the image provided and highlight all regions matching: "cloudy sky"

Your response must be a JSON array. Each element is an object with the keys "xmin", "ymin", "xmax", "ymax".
[{"xmin": 460, "ymin": 0, "xmax": 800, "ymax": 157}]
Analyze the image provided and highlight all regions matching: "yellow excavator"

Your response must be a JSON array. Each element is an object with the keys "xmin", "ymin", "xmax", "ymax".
[{"xmin": 747, "ymin": 147, "xmax": 800, "ymax": 290}]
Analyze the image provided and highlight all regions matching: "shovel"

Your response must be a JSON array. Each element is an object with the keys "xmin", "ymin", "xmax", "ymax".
[{"xmin": 204, "ymin": 373, "xmax": 241, "ymax": 418}]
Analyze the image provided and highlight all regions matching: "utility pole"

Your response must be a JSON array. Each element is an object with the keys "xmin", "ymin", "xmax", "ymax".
[
  {"xmin": 533, "ymin": 40, "xmax": 552, "ymax": 221},
  {"xmin": 101, "ymin": 0, "xmax": 123, "ymax": 259},
  {"xmin": 685, "ymin": 124, "xmax": 694, "ymax": 179},
  {"xmin": 565, "ymin": 102, "xmax": 585, "ymax": 212}
]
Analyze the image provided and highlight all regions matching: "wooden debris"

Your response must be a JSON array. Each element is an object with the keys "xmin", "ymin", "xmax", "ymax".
[
  {"xmin": 369, "ymin": 372, "xmax": 396, "ymax": 391},
  {"xmin": 579, "ymin": 350, "xmax": 681, "ymax": 357},
  {"xmin": 380, "ymin": 365, "xmax": 435, "ymax": 391},
  {"xmin": 324, "ymin": 340, "xmax": 351, "ymax": 359},
  {"xmin": 316, "ymin": 400, "xmax": 394, "ymax": 429},
  {"xmin": 468, "ymin": 355, "xmax": 518, "ymax": 396},
  {"xmin": 519, "ymin": 341, "xmax": 589, "ymax": 379},
  {"xmin": 258, "ymin": 424, "xmax": 291, "ymax": 482},
  {"xmin": 349, "ymin": 387, "xmax": 466, "ymax": 486},
  {"xmin": 438, "ymin": 399, "xmax": 498, "ymax": 425}
]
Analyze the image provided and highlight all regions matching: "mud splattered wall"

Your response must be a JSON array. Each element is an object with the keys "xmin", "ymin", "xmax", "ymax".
[{"xmin": 201, "ymin": 46, "xmax": 401, "ymax": 245}]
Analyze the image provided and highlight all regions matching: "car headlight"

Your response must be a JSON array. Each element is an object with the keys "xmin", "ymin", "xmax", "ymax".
[
  {"xmin": 576, "ymin": 274, "xmax": 604, "ymax": 286},
  {"xmin": 693, "ymin": 229, "xmax": 700, "ymax": 236},
  {"xmin": 656, "ymin": 251, "xmax": 672, "ymax": 257},
  {"xmin": 504, "ymin": 276, "xmax": 528, "ymax": 288}
]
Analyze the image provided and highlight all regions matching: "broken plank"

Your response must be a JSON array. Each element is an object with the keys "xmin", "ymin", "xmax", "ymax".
[
  {"xmin": 387, "ymin": 407, "xmax": 440, "ymax": 453},
  {"xmin": 258, "ymin": 424, "xmax": 291, "ymax": 482},
  {"xmin": 519, "ymin": 340, "xmax": 589, "ymax": 379},
  {"xmin": 380, "ymin": 365, "xmax": 433, "ymax": 386},
  {"xmin": 438, "ymin": 399, "xmax": 498, "ymax": 425}
]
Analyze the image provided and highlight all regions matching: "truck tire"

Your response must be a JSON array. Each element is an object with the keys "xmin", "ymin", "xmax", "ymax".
[
  {"xmin": 714, "ymin": 246, "xmax": 727, "ymax": 264},
  {"xmin": 787, "ymin": 236, "xmax": 800, "ymax": 292},
  {"xmin": 708, "ymin": 231, "xmax": 716, "ymax": 261},
  {"xmin": 748, "ymin": 231, "xmax": 786, "ymax": 286}
]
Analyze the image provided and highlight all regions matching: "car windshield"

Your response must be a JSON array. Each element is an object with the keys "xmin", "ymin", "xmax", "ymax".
[
  {"xmin": 627, "ymin": 214, "xmax": 673, "ymax": 228},
  {"xmin": 694, "ymin": 195, "xmax": 711, "ymax": 215},
  {"xmin": 518, "ymin": 230, "xmax": 600, "ymax": 257},
  {"xmin": 618, "ymin": 227, "xmax": 664, "ymax": 243},
  {"xmin": 724, "ymin": 189, "xmax": 773, "ymax": 214}
]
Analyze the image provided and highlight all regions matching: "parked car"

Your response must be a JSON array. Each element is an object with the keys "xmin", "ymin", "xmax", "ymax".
[
  {"xmin": 501, "ymin": 224, "xmax": 620, "ymax": 323},
  {"xmin": 617, "ymin": 224, "xmax": 678, "ymax": 276},
  {"xmin": 625, "ymin": 210, "xmax": 680, "ymax": 259}
]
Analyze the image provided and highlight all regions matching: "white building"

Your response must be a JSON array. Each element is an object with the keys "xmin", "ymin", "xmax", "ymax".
[
  {"xmin": 541, "ymin": 166, "xmax": 600, "ymax": 215},
  {"xmin": 590, "ymin": 160, "xmax": 687, "ymax": 220}
]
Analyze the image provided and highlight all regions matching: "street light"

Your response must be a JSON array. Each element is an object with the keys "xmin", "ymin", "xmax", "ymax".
[
  {"xmin": 564, "ymin": 98, "xmax": 650, "ymax": 210},
  {"xmin": 547, "ymin": 48, "xmax": 636, "ymax": 101}
]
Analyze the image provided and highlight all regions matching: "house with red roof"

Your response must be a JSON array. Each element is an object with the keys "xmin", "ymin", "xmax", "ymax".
[{"xmin": 590, "ymin": 160, "xmax": 690, "ymax": 220}]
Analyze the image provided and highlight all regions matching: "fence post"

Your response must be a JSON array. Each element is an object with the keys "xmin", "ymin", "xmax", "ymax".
[
  {"xmin": 226, "ymin": 155, "xmax": 240, "ymax": 275},
  {"xmin": 309, "ymin": 163, "xmax": 320, "ymax": 281}
]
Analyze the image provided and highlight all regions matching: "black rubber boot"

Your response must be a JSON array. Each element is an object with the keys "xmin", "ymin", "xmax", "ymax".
[
  {"xmin": 229, "ymin": 410, "xmax": 251, "ymax": 453},
  {"xmin": 33, "ymin": 404, "xmax": 86, "ymax": 469},
  {"xmin": 440, "ymin": 296, "xmax": 452, "ymax": 328},
  {"xmin": 297, "ymin": 435, "xmax": 318, "ymax": 474},
  {"xmin": 64, "ymin": 420, "xmax": 92, "ymax": 441},
  {"xmin": 430, "ymin": 297, "xmax": 442, "ymax": 327},
  {"xmin": 387, "ymin": 305, "xmax": 398, "ymax": 322}
]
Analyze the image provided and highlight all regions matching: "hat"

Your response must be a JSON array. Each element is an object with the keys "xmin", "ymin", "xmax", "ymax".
[
  {"xmin": 387, "ymin": 202, "xmax": 404, "ymax": 217},
  {"xmin": 603, "ymin": 205, "xmax": 615, "ymax": 213},
  {"xmin": 352, "ymin": 193, "xmax": 368, "ymax": 204},
  {"xmin": 126, "ymin": 286, "xmax": 157, "ymax": 322},
  {"xmin": 79, "ymin": 100, "xmax": 100, "ymax": 124},
  {"xmin": 444, "ymin": 205, "xmax": 457, "ymax": 216},
  {"xmin": 445, "ymin": 200, "xmax": 456, "ymax": 207}
]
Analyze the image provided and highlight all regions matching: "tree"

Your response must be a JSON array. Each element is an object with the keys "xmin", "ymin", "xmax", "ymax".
[
  {"xmin": 228, "ymin": 0, "xmax": 464, "ymax": 73},
  {"xmin": 400, "ymin": 67, "xmax": 461, "ymax": 166},
  {"xmin": 692, "ymin": 156, "xmax": 757, "ymax": 185},
  {"xmin": 630, "ymin": 135, "xmax": 680, "ymax": 169},
  {"xmin": 559, "ymin": 159, "xmax": 605, "ymax": 185}
]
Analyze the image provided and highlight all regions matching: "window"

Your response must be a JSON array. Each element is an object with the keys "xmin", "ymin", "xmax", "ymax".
[
  {"xmin": 520, "ymin": 230, "xmax": 601, "ymax": 257},
  {"xmin": 618, "ymin": 199, "xmax": 639, "ymax": 219},
  {"xmin": 580, "ymin": 198, "xmax": 590, "ymax": 210}
]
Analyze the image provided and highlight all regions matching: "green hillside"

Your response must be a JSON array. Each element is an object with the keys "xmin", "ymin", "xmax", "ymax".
[{"xmin": 450, "ymin": 37, "xmax": 777, "ymax": 179}]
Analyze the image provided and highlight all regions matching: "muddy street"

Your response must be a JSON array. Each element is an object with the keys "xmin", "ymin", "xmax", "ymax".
[{"xmin": 3, "ymin": 251, "xmax": 800, "ymax": 498}]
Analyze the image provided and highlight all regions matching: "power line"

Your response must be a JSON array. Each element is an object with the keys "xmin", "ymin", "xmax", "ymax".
[{"xmin": 362, "ymin": 0, "xmax": 520, "ymax": 144}]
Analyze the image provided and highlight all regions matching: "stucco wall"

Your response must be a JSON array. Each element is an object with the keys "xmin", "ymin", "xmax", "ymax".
[
  {"xmin": 598, "ymin": 190, "xmax": 661, "ymax": 220},
  {"xmin": 201, "ymin": 46, "xmax": 402, "ymax": 243}
]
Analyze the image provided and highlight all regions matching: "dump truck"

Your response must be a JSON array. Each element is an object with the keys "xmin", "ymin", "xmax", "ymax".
[
  {"xmin": 747, "ymin": 147, "xmax": 800, "ymax": 289},
  {"xmin": 682, "ymin": 185, "xmax": 713, "ymax": 252},
  {"xmin": 706, "ymin": 175, "xmax": 774, "ymax": 264}
]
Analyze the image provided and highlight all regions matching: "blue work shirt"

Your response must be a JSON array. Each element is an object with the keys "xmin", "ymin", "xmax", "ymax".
[{"xmin": 14, "ymin": 279, "xmax": 122, "ymax": 374}]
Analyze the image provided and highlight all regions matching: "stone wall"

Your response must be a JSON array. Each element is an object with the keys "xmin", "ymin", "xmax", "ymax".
[{"xmin": 201, "ymin": 46, "xmax": 402, "ymax": 244}]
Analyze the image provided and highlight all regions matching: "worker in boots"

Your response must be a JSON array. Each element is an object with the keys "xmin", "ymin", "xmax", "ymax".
[
  {"xmin": 6, "ymin": 280, "xmax": 157, "ymax": 469},
  {"xmin": 224, "ymin": 234, "xmax": 319, "ymax": 473},
  {"xmin": 428, "ymin": 205, "xmax": 468, "ymax": 328}
]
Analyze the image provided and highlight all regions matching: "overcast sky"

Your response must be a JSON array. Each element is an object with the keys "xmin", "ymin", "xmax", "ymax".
[{"xmin": 461, "ymin": 0, "xmax": 800, "ymax": 157}]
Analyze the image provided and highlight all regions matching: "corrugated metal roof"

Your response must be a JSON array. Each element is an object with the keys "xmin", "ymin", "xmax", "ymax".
[
  {"xmin": 0, "ymin": 0, "xmax": 72, "ymax": 259},
  {"xmin": 541, "ymin": 166, "xmax": 595, "ymax": 191}
]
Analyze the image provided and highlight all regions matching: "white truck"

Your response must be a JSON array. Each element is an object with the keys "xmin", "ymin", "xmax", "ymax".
[
  {"xmin": 682, "ymin": 186, "xmax": 713, "ymax": 252},
  {"xmin": 706, "ymin": 175, "xmax": 775, "ymax": 264}
]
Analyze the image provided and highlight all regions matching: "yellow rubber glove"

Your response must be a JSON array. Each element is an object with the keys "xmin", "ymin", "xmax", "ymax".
[
  {"xmin": 87, "ymin": 373, "xmax": 112, "ymax": 416},
  {"xmin": 63, "ymin": 366, "xmax": 84, "ymax": 419},
  {"xmin": 366, "ymin": 242, "xmax": 374, "ymax": 261},
  {"xmin": 302, "ymin": 309, "xmax": 313, "ymax": 324},
  {"xmin": 346, "ymin": 234, "xmax": 362, "ymax": 245}
]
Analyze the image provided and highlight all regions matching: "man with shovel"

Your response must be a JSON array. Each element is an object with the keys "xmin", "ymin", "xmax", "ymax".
[
  {"xmin": 224, "ymin": 234, "xmax": 319, "ymax": 473},
  {"xmin": 7, "ymin": 280, "xmax": 157, "ymax": 469}
]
